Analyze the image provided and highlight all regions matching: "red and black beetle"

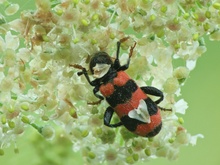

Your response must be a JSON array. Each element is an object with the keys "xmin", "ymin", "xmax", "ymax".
[{"xmin": 72, "ymin": 37, "xmax": 171, "ymax": 137}]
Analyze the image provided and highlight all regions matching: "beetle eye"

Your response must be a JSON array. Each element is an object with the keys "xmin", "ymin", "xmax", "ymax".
[{"xmin": 92, "ymin": 63, "xmax": 111, "ymax": 78}]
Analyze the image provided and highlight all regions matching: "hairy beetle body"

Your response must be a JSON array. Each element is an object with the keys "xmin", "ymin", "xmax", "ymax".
[{"xmin": 72, "ymin": 37, "xmax": 171, "ymax": 137}]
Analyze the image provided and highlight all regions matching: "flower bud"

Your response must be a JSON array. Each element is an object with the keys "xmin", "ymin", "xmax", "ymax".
[
  {"xmin": 40, "ymin": 125, "xmax": 55, "ymax": 140},
  {"xmin": 173, "ymin": 67, "xmax": 190, "ymax": 84},
  {"xmin": 105, "ymin": 148, "xmax": 117, "ymax": 161},
  {"xmin": 99, "ymin": 129, "xmax": 116, "ymax": 144},
  {"xmin": 5, "ymin": 4, "xmax": 19, "ymax": 15},
  {"xmin": 144, "ymin": 148, "xmax": 151, "ymax": 156},
  {"xmin": 8, "ymin": 120, "xmax": 15, "ymax": 128},
  {"xmin": 20, "ymin": 102, "xmax": 30, "ymax": 111},
  {"xmin": 1, "ymin": 116, "xmax": 6, "ymax": 124},
  {"xmin": 0, "ymin": 149, "xmax": 4, "ymax": 156},
  {"xmin": 163, "ymin": 77, "xmax": 179, "ymax": 94},
  {"xmin": 21, "ymin": 116, "xmax": 30, "ymax": 124}
]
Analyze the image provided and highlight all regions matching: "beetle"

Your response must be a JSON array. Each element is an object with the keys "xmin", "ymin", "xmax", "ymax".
[{"xmin": 72, "ymin": 37, "xmax": 171, "ymax": 137}]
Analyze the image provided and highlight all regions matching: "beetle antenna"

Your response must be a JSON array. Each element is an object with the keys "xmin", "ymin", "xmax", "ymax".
[
  {"xmin": 129, "ymin": 41, "xmax": 137, "ymax": 58},
  {"xmin": 119, "ymin": 36, "xmax": 130, "ymax": 43},
  {"xmin": 69, "ymin": 64, "xmax": 86, "ymax": 76}
]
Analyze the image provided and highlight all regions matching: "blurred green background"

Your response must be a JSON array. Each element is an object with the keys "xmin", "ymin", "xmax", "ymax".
[{"xmin": 1, "ymin": 1, "xmax": 220, "ymax": 165}]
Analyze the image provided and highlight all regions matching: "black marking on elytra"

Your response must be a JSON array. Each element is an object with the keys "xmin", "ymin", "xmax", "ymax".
[
  {"xmin": 121, "ymin": 115, "xmax": 162, "ymax": 137},
  {"xmin": 105, "ymin": 79, "xmax": 138, "ymax": 107},
  {"xmin": 145, "ymin": 122, "xmax": 162, "ymax": 137},
  {"xmin": 144, "ymin": 97, "xmax": 158, "ymax": 116},
  {"xmin": 120, "ymin": 115, "xmax": 145, "ymax": 132}
]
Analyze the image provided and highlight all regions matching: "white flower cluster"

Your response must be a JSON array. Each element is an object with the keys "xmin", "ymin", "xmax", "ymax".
[{"xmin": 1, "ymin": 0, "xmax": 220, "ymax": 164}]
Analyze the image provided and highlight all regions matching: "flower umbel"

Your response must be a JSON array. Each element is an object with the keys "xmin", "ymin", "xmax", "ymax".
[{"xmin": 2, "ymin": 0, "xmax": 220, "ymax": 164}]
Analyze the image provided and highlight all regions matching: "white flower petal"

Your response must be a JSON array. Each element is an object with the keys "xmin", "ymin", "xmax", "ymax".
[
  {"xmin": 5, "ymin": 32, "xmax": 20, "ymax": 50},
  {"xmin": 189, "ymin": 134, "xmax": 204, "ymax": 146},
  {"xmin": 186, "ymin": 60, "xmax": 197, "ymax": 70},
  {"xmin": 174, "ymin": 99, "xmax": 188, "ymax": 114}
]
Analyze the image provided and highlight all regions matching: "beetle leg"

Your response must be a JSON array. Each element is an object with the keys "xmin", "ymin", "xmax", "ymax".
[
  {"xmin": 104, "ymin": 107, "xmax": 123, "ymax": 127},
  {"xmin": 140, "ymin": 86, "xmax": 164, "ymax": 104},
  {"xmin": 158, "ymin": 106, "xmax": 172, "ymax": 111},
  {"xmin": 113, "ymin": 41, "xmax": 123, "ymax": 69},
  {"xmin": 114, "ymin": 37, "xmax": 130, "ymax": 69},
  {"xmin": 70, "ymin": 64, "xmax": 97, "ymax": 86},
  {"xmin": 70, "ymin": 64, "xmax": 104, "ymax": 104},
  {"xmin": 88, "ymin": 86, "xmax": 104, "ymax": 105},
  {"xmin": 93, "ymin": 85, "xmax": 104, "ymax": 100},
  {"xmin": 141, "ymin": 86, "xmax": 172, "ymax": 111},
  {"xmin": 116, "ymin": 40, "xmax": 137, "ymax": 71},
  {"xmin": 88, "ymin": 100, "xmax": 102, "ymax": 105}
]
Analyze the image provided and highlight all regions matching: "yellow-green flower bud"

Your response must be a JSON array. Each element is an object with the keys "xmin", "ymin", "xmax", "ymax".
[
  {"xmin": 132, "ymin": 153, "xmax": 139, "ymax": 161},
  {"xmin": 20, "ymin": 102, "xmax": 30, "ymax": 111},
  {"xmin": 144, "ymin": 148, "xmax": 151, "ymax": 156},
  {"xmin": 213, "ymin": 3, "xmax": 220, "ymax": 10},
  {"xmin": 8, "ymin": 120, "xmax": 15, "ymax": 128},
  {"xmin": 81, "ymin": 19, "xmax": 90, "ymax": 26},
  {"xmin": 1, "ymin": 116, "xmax": 6, "ymax": 124},
  {"xmin": 81, "ymin": 130, "xmax": 89, "ymax": 138},
  {"xmin": 173, "ymin": 67, "xmax": 190, "ymax": 84},
  {"xmin": 88, "ymin": 151, "xmax": 96, "ymax": 159},
  {"xmin": 5, "ymin": 4, "xmax": 19, "ymax": 15},
  {"xmin": 21, "ymin": 116, "xmax": 30, "ymax": 124},
  {"xmin": 178, "ymin": 117, "xmax": 184, "ymax": 124},
  {"xmin": 40, "ymin": 125, "xmax": 55, "ymax": 140},
  {"xmin": 163, "ymin": 77, "xmax": 179, "ymax": 94},
  {"xmin": 0, "ymin": 149, "xmax": 4, "ymax": 156},
  {"xmin": 126, "ymin": 156, "xmax": 134, "ymax": 164}
]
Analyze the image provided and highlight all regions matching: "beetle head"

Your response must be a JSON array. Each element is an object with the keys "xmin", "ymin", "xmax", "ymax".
[{"xmin": 89, "ymin": 52, "xmax": 113, "ymax": 78}]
